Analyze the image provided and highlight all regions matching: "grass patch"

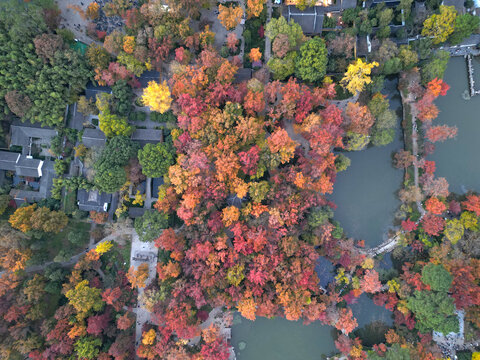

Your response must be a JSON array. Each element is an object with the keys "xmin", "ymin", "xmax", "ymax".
[
  {"xmin": 103, "ymin": 241, "xmax": 132, "ymax": 280},
  {"xmin": 61, "ymin": 189, "xmax": 77, "ymax": 215},
  {"xmin": 334, "ymin": 83, "xmax": 353, "ymax": 100},
  {"xmin": 47, "ymin": 219, "xmax": 90, "ymax": 261}
]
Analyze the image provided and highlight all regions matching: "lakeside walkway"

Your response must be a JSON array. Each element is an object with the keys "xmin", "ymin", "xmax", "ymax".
[{"xmin": 400, "ymin": 86, "xmax": 426, "ymax": 218}]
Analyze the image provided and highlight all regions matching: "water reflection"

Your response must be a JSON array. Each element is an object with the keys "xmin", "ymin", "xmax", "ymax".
[
  {"xmin": 429, "ymin": 57, "xmax": 480, "ymax": 193},
  {"xmin": 329, "ymin": 79, "xmax": 404, "ymax": 247},
  {"xmin": 231, "ymin": 316, "xmax": 337, "ymax": 360}
]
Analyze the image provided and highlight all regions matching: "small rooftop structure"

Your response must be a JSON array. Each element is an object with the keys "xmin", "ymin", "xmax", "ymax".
[
  {"xmin": 152, "ymin": 177, "xmax": 164, "ymax": 199},
  {"xmin": 85, "ymin": 81, "xmax": 112, "ymax": 100},
  {"xmin": 315, "ymin": 256, "xmax": 335, "ymax": 290},
  {"xmin": 128, "ymin": 207, "xmax": 153, "ymax": 219},
  {"xmin": 135, "ymin": 181, "xmax": 147, "ymax": 195},
  {"xmin": 138, "ymin": 70, "xmax": 161, "ymax": 88},
  {"xmin": 284, "ymin": 6, "xmax": 325, "ymax": 34},
  {"xmin": 369, "ymin": 0, "xmax": 401, "ymax": 7},
  {"xmin": 9, "ymin": 160, "xmax": 54, "ymax": 204},
  {"xmin": 441, "ymin": 0, "xmax": 465, "ymax": 13},
  {"xmin": 131, "ymin": 129, "xmax": 163, "ymax": 146},
  {"xmin": 82, "ymin": 128, "xmax": 107, "ymax": 148},
  {"xmin": 15, "ymin": 157, "xmax": 43, "ymax": 178},
  {"xmin": 0, "ymin": 151, "xmax": 43, "ymax": 177},
  {"xmin": 10, "ymin": 121, "xmax": 57, "ymax": 154},
  {"xmin": 0, "ymin": 151, "xmax": 20, "ymax": 172},
  {"xmin": 77, "ymin": 189, "xmax": 112, "ymax": 212},
  {"xmin": 234, "ymin": 68, "xmax": 253, "ymax": 84}
]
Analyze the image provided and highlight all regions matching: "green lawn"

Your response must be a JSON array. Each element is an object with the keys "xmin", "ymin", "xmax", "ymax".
[
  {"xmin": 47, "ymin": 219, "xmax": 91, "ymax": 261},
  {"xmin": 61, "ymin": 189, "xmax": 77, "ymax": 214}
]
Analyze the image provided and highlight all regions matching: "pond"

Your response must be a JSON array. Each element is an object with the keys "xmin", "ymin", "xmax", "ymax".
[
  {"xmin": 231, "ymin": 293, "xmax": 393, "ymax": 360},
  {"xmin": 428, "ymin": 56, "xmax": 480, "ymax": 194},
  {"xmin": 231, "ymin": 316, "xmax": 337, "ymax": 360},
  {"xmin": 329, "ymin": 79, "xmax": 404, "ymax": 248},
  {"xmin": 231, "ymin": 81, "xmax": 401, "ymax": 359}
]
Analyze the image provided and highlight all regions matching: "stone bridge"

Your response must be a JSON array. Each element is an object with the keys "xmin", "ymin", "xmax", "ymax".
[{"xmin": 363, "ymin": 234, "xmax": 401, "ymax": 257}]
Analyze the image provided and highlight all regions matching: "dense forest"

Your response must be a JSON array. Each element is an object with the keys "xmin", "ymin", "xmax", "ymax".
[{"xmin": 0, "ymin": 0, "xmax": 479, "ymax": 359}]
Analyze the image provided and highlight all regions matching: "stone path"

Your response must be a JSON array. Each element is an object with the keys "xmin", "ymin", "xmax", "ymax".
[
  {"xmin": 189, "ymin": 307, "xmax": 236, "ymax": 360},
  {"xmin": 362, "ymin": 83, "xmax": 432, "ymax": 258},
  {"xmin": 283, "ymin": 119, "xmax": 310, "ymax": 156},
  {"xmin": 433, "ymin": 310, "xmax": 467, "ymax": 359},
  {"xmin": 264, "ymin": 0, "xmax": 273, "ymax": 62},
  {"xmin": 204, "ymin": 0, "xmax": 245, "ymax": 61},
  {"xmin": 129, "ymin": 230, "xmax": 159, "ymax": 351},
  {"xmin": 14, "ymin": 227, "xmax": 134, "ymax": 274},
  {"xmin": 400, "ymin": 86, "xmax": 426, "ymax": 217},
  {"xmin": 365, "ymin": 234, "xmax": 400, "ymax": 257},
  {"xmin": 143, "ymin": 177, "xmax": 154, "ymax": 209},
  {"xmin": 56, "ymin": 0, "xmax": 97, "ymax": 45}
]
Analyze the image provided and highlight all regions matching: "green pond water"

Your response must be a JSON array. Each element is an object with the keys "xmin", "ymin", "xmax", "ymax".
[
  {"xmin": 329, "ymin": 79, "xmax": 404, "ymax": 248},
  {"xmin": 231, "ymin": 81, "xmax": 401, "ymax": 360},
  {"xmin": 231, "ymin": 294, "xmax": 393, "ymax": 360},
  {"xmin": 231, "ymin": 316, "xmax": 337, "ymax": 360},
  {"xmin": 429, "ymin": 56, "xmax": 480, "ymax": 194}
]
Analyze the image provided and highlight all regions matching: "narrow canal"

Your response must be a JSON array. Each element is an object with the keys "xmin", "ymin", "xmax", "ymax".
[
  {"xmin": 231, "ymin": 80, "xmax": 402, "ymax": 360},
  {"xmin": 428, "ymin": 56, "xmax": 480, "ymax": 194}
]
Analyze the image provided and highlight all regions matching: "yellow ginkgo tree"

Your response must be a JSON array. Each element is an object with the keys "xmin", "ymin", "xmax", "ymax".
[
  {"xmin": 341, "ymin": 58, "xmax": 379, "ymax": 95},
  {"xmin": 421, "ymin": 5, "xmax": 457, "ymax": 44},
  {"xmin": 95, "ymin": 240, "xmax": 113, "ymax": 255},
  {"xmin": 141, "ymin": 80, "xmax": 172, "ymax": 114}
]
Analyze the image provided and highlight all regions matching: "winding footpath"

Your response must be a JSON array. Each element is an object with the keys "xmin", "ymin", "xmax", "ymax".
[{"xmin": 6, "ymin": 226, "xmax": 135, "ymax": 275}]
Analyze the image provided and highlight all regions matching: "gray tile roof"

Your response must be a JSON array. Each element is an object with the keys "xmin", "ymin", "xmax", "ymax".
[
  {"xmin": 77, "ymin": 189, "xmax": 112, "ymax": 212},
  {"xmin": 315, "ymin": 256, "xmax": 335, "ymax": 289},
  {"xmin": 82, "ymin": 128, "xmax": 106, "ymax": 148},
  {"xmin": 15, "ymin": 157, "xmax": 43, "ymax": 178},
  {"xmin": 9, "ymin": 159, "xmax": 54, "ymax": 203},
  {"xmin": 152, "ymin": 177, "xmax": 164, "ymax": 198},
  {"xmin": 0, "ymin": 151, "xmax": 20, "ymax": 171},
  {"xmin": 138, "ymin": 70, "xmax": 161, "ymax": 88},
  {"xmin": 85, "ymin": 82, "xmax": 112, "ymax": 100},
  {"xmin": 234, "ymin": 68, "xmax": 252, "ymax": 84},
  {"xmin": 131, "ymin": 129, "xmax": 163, "ymax": 145},
  {"xmin": 128, "ymin": 207, "xmax": 153, "ymax": 218},
  {"xmin": 10, "ymin": 124, "xmax": 57, "ymax": 148},
  {"xmin": 284, "ymin": 6, "xmax": 324, "ymax": 34}
]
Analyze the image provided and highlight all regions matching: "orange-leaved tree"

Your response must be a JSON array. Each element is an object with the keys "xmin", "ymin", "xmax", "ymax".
[
  {"xmin": 249, "ymin": 47, "xmax": 262, "ymax": 62},
  {"xmin": 86, "ymin": 2, "xmax": 100, "ymax": 20},
  {"xmin": 218, "ymin": 4, "xmax": 244, "ymax": 30},
  {"xmin": 247, "ymin": 0, "xmax": 264, "ymax": 18},
  {"xmin": 127, "ymin": 263, "xmax": 150, "ymax": 288}
]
